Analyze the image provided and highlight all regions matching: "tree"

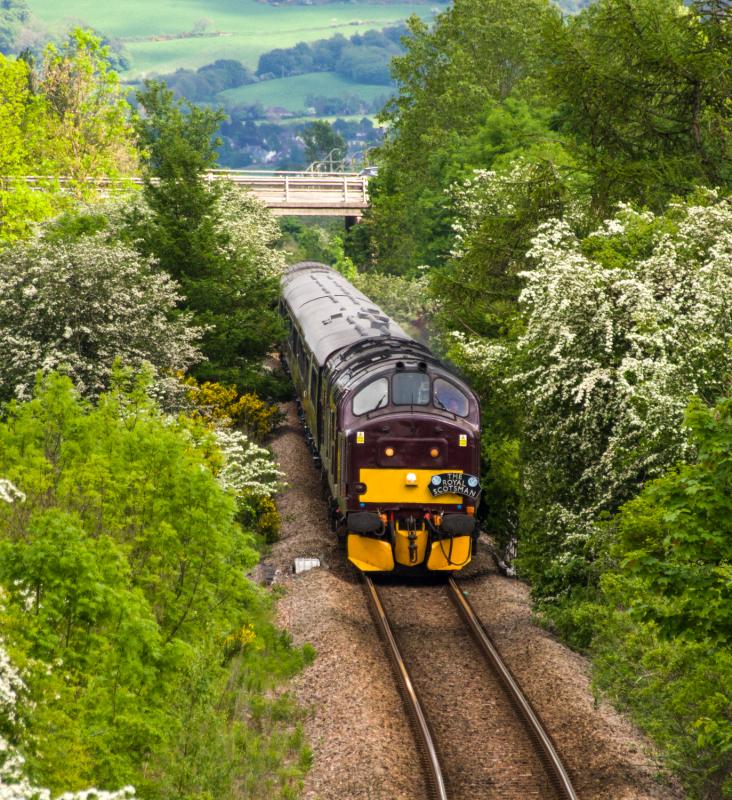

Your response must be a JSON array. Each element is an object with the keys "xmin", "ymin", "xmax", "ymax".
[
  {"xmin": 590, "ymin": 396, "xmax": 732, "ymax": 798},
  {"xmin": 0, "ymin": 233, "xmax": 202, "ymax": 401},
  {"xmin": 540, "ymin": 0, "xmax": 732, "ymax": 213},
  {"xmin": 192, "ymin": 17, "xmax": 212, "ymax": 34},
  {"xmin": 0, "ymin": 0, "xmax": 29, "ymax": 55},
  {"xmin": 132, "ymin": 82, "xmax": 286, "ymax": 393},
  {"xmin": 133, "ymin": 80, "xmax": 225, "ymax": 283},
  {"xmin": 301, "ymin": 120, "xmax": 345, "ymax": 167},
  {"xmin": 458, "ymin": 193, "xmax": 732, "ymax": 612},
  {"xmin": 0, "ymin": 373, "xmax": 309, "ymax": 797},
  {"xmin": 335, "ymin": 45, "xmax": 392, "ymax": 85},
  {"xmin": 368, "ymin": 0, "xmax": 560, "ymax": 272},
  {"xmin": 0, "ymin": 29, "xmax": 136, "ymax": 241},
  {"xmin": 38, "ymin": 29, "xmax": 136, "ymax": 186},
  {"xmin": 0, "ymin": 54, "xmax": 55, "ymax": 241}
]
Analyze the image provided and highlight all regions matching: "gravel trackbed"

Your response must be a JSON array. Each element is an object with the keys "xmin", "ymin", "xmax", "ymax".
[{"xmin": 266, "ymin": 403, "xmax": 684, "ymax": 800}]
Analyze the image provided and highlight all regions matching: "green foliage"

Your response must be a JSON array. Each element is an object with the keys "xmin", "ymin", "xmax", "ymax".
[
  {"xmin": 132, "ymin": 80, "xmax": 225, "ymax": 282},
  {"xmin": 255, "ymin": 25, "xmax": 404, "ymax": 86},
  {"xmin": 279, "ymin": 216, "xmax": 344, "ymax": 264},
  {"xmin": 301, "ymin": 119, "xmax": 345, "ymax": 165},
  {"xmin": 368, "ymin": 0, "xmax": 559, "ymax": 273},
  {"xmin": 0, "ymin": 54, "xmax": 55, "ymax": 241},
  {"xmin": 39, "ymin": 29, "xmax": 136, "ymax": 186},
  {"xmin": 611, "ymin": 398, "xmax": 732, "ymax": 645},
  {"xmin": 0, "ymin": 0, "xmax": 29, "ymax": 55},
  {"xmin": 351, "ymin": 270, "xmax": 433, "ymax": 334},
  {"xmin": 0, "ymin": 29, "xmax": 136, "ymax": 242},
  {"xmin": 0, "ymin": 373, "xmax": 310, "ymax": 798},
  {"xmin": 433, "ymin": 153, "xmax": 583, "ymax": 342},
  {"xmin": 161, "ymin": 58, "xmax": 255, "ymax": 103},
  {"xmin": 591, "ymin": 396, "xmax": 732, "ymax": 798},
  {"xmin": 541, "ymin": 0, "xmax": 732, "ymax": 213},
  {"xmin": 131, "ymin": 82, "xmax": 286, "ymax": 395}
]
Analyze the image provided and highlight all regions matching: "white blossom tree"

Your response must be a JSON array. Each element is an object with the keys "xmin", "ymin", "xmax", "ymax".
[
  {"xmin": 454, "ymin": 193, "xmax": 732, "ymax": 595},
  {"xmin": 0, "ymin": 234, "xmax": 203, "ymax": 401},
  {"xmin": 214, "ymin": 427, "xmax": 285, "ymax": 501},
  {"xmin": 216, "ymin": 183, "xmax": 286, "ymax": 281}
]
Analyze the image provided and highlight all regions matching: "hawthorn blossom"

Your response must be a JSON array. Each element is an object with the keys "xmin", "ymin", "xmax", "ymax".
[
  {"xmin": 216, "ymin": 184, "xmax": 286, "ymax": 279},
  {"xmin": 0, "ymin": 234, "xmax": 203, "ymax": 401},
  {"xmin": 214, "ymin": 427, "xmax": 285, "ymax": 501},
  {"xmin": 0, "ymin": 480, "xmax": 24, "ymax": 504},
  {"xmin": 453, "ymin": 193, "xmax": 732, "ymax": 579}
]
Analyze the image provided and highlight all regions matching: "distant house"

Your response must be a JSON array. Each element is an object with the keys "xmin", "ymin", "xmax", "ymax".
[{"xmin": 265, "ymin": 106, "xmax": 296, "ymax": 120}]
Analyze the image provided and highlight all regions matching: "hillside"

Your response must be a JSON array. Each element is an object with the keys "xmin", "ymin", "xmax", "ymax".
[{"xmin": 27, "ymin": 0, "xmax": 434, "ymax": 76}]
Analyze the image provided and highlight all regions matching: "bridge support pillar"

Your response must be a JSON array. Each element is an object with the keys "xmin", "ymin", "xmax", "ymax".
[{"xmin": 345, "ymin": 215, "xmax": 360, "ymax": 231}]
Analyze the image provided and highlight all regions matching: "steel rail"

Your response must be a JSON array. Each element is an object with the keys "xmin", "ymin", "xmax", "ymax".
[
  {"xmin": 362, "ymin": 574, "xmax": 449, "ymax": 800},
  {"xmin": 447, "ymin": 577, "xmax": 580, "ymax": 800}
]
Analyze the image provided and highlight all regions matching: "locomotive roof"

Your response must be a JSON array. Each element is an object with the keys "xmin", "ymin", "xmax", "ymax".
[{"xmin": 282, "ymin": 262, "xmax": 414, "ymax": 366}]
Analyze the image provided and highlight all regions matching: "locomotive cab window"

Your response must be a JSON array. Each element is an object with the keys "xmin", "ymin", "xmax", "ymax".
[
  {"xmin": 433, "ymin": 378, "xmax": 469, "ymax": 416},
  {"xmin": 393, "ymin": 372, "xmax": 430, "ymax": 405},
  {"xmin": 353, "ymin": 378, "xmax": 389, "ymax": 415}
]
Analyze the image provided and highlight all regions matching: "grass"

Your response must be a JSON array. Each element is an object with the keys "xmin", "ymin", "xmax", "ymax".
[
  {"xmin": 28, "ymin": 0, "xmax": 435, "ymax": 75},
  {"xmin": 218, "ymin": 72, "xmax": 390, "ymax": 112}
]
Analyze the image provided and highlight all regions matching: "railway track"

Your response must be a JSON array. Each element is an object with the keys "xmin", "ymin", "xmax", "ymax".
[{"xmin": 362, "ymin": 573, "xmax": 579, "ymax": 800}]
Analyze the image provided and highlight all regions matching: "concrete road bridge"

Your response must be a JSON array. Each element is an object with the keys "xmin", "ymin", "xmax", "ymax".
[{"xmin": 10, "ymin": 170, "xmax": 370, "ymax": 220}]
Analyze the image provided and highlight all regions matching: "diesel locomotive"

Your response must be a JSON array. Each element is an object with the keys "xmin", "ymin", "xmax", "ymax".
[{"xmin": 280, "ymin": 261, "xmax": 481, "ymax": 573}]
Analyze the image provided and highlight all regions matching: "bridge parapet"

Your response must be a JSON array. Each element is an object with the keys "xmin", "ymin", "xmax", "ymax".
[{"xmin": 3, "ymin": 170, "xmax": 370, "ymax": 217}]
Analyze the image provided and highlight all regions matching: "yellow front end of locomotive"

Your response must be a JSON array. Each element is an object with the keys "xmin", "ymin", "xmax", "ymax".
[
  {"xmin": 357, "ymin": 468, "xmax": 464, "ymax": 505},
  {"xmin": 426, "ymin": 536, "xmax": 472, "ymax": 570},
  {"xmin": 347, "ymin": 534, "xmax": 395, "ymax": 572},
  {"xmin": 346, "ymin": 468, "xmax": 473, "ymax": 571}
]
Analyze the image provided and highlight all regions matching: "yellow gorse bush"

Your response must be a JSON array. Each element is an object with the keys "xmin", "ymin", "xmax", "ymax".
[
  {"xmin": 223, "ymin": 623, "xmax": 259, "ymax": 660},
  {"xmin": 178, "ymin": 373, "xmax": 281, "ymax": 439}
]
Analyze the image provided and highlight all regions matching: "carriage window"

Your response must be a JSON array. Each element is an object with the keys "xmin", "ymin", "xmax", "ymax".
[
  {"xmin": 393, "ymin": 372, "xmax": 430, "ymax": 405},
  {"xmin": 434, "ymin": 378, "xmax": 469, "ymax": 416},
  {"xmin": 353, "ymin": 378, "xmax": 389, "ymax": 415}
]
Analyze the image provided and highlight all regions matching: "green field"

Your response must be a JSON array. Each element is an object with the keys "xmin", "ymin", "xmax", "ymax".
[
  {"xmin": 219, "ymin": 71, "xmax": 389, "ymax": 111},
  {"xmin": 28, "ymin": 0, "xmax": 434, "ymax": 77}
]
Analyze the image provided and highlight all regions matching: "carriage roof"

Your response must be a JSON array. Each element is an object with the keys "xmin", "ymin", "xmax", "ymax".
[{"xmin": 281, "ymin": 262, "xmax": 414, "ymax": 367}]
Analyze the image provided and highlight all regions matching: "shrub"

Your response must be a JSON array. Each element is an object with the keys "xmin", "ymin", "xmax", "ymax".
[
  {"xmin": 593, "ymin": 396, "xmax": 732, "ymax": 797},
  {"xmin": 454, "ymin": 193, "xmax": 732, "ymax": 603},
  {"xmin": 180, "ymin": 373, "xmax": 283, "ymax": 440}
]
